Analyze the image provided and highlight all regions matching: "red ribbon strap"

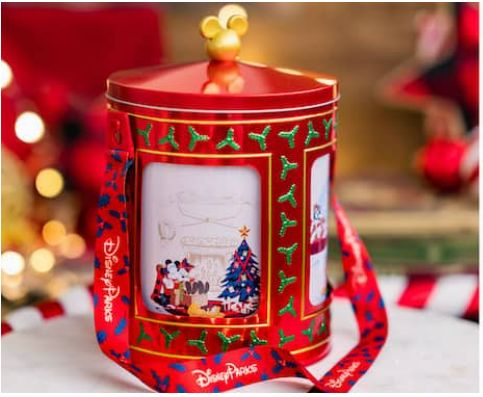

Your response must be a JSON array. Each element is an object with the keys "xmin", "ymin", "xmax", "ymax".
[{"xmin": 94, "ymin": 149, "xmax": 388, "ymax": 393}]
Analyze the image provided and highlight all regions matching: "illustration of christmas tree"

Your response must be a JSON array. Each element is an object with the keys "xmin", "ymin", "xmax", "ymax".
[{"xmin": 218, "ymin": 226, "xmax": 261, "ymax": 315}]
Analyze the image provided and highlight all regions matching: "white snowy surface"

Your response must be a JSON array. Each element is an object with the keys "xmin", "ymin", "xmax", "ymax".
[{"xmin": 1, "ymin": 299, "xmax": 478, "ymax": 393}]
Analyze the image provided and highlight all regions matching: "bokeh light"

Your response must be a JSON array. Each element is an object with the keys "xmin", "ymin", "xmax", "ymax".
[
  {"xmin": 1, "ymin": 280, "xmax": 27, "ymax": 301},
  {"xmin": 29, "ymin": 248, "xmax": 56, "ymax": 273},
  {"xmin": 0, "ymin": 60, "xmax": 13, "ymax": 89},
  {"xmin": 14, "ymin": 111, "xmax": 45, "ymax": 143},
  {"xmin": 59, "ymin": 234, "xmax": 86, "ymax": 259},
  {"xmin": 1, "ymin": 251, "xmax": 26, "ymax": 276},
  {"xmin": 35, "ymin": 168, "xmax": 64, "ymax": 198},
  {"xmin": 42, "ymin": 220, "xmax": 67, "ymax": 246}
]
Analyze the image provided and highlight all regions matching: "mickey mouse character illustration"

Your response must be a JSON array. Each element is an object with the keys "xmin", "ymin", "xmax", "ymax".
[
  {"xmin": 151, "ymin": 257, "xmax": 198, "ymax": 312},
  {"xmin": 165, "ymin": 261, "xmax": 181, "ymax": 306},
  {"xmin": 151, "ymin": 259, "xmax": 171, "ymax": 306}
]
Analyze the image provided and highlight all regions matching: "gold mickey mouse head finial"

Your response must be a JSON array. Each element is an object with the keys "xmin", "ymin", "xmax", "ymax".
[{"xmin": 200, "ymin": 4, "xmax": 248, "ymax": 62}]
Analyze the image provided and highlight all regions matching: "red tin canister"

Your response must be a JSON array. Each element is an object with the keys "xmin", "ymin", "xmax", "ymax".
[{"xmin": 94, "ymin": 5, "xmax": 386, "ymax": 393}]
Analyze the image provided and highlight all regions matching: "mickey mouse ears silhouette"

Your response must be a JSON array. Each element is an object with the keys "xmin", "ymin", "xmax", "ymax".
[{"xmin": 199, "ymin": 4, "xmax": 249, "ymax": 61}]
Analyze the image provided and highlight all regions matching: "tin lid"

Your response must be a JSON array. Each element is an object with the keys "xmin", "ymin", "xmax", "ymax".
[{"xmin": 106, "ymin": 5, "xmax": 338, "ymax": 114}]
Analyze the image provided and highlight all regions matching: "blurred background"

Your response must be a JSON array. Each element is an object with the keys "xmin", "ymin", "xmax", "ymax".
[{"xmin": 1, "ymin": 3, "xmax": 478, "ymax": 314}]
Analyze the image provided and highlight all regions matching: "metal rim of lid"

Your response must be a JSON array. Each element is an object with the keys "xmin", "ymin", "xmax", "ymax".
[
  {"xmin": 106, "ymin": 61, "xmax": 339, "ymax": 114},
  {"xmin": 105, "ymin": 93, "xmax": 340, "ymax": 114}
]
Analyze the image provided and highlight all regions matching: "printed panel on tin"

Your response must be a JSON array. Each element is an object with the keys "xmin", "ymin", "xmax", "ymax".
[
  {"xmin": 309, "ymin": 154, "xmax": 329, "ymax": 306},
  {"xmin": 141, "ymin": 162, "xmax": 262, "ymax": 318}
]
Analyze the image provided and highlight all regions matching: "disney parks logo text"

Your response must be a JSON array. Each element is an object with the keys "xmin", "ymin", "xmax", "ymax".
[
  {"xmin": 324, "ymin": 361, "xmax": 361, "ymax": 389},
  {"xmin": 192, "ymin": 363, "xmax": 258, "ymax": 388},
  {"xmin": 101, "ymin": 236, "xmax": 121, "ymax": 322}
]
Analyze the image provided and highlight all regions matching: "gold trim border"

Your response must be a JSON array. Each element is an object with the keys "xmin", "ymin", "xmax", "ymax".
[
  {"xmin": 137, "ymin": 148, "xmax": 271, "ymax": 159},
  {"xmin": 129, "ymin": 335, "xmax": 329, "ymax": 360},
  {"xmin": 134, "ymin": 314, "xmax": 270, "ymax": 329},
  {"xmin": 301, "ymin": 142, "xmax": 335, "ymax": 320},
  {"xmin": 123, "ymin": 107, "xmax": 337, "ymax": 126},
  {"xmin": 133, "ymin": 148, "xmax": 273, "ymax": 329}
]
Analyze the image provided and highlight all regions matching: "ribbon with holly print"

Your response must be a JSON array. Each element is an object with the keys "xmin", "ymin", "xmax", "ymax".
[{"xmin": 93, "ymin": 147, "xmax": 388, "ymax": 393}]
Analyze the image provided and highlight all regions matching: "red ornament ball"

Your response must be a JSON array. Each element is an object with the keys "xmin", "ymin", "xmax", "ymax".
[
  {"xmin": 35, "ymin": 80, "xmax": 70, "ymax": 125},
  {"xmin": 66, "ymin": 140, "xmax": 106, "ymax": 192},
  {"xmin": 418, "ymin": 138, "xmax": 467, "ymax": 192},
  {"xmin": 85, "ymin": 96, "xmax": 107, "ymax": 139}
]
